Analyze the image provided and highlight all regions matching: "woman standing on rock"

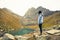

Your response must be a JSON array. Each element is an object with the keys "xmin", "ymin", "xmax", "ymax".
[{"xmin": 38, "ymin": 11, "xmax": 43, "ymax": 35}]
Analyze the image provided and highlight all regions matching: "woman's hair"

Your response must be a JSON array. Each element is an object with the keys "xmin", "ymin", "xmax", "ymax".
[{"xmin": 38, "ymin": 11, "xmax": 42, "ymax": 14}]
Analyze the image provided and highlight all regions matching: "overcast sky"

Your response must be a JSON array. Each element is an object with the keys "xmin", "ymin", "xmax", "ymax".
[{"xmin": 0, "ymin": 0, "xmax": 60, "ymax": 16}]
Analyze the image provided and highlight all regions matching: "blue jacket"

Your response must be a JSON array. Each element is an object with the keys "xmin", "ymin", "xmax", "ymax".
[{"xmin": 38, "ymin": 13, "xmax": 43, "ymax": 24}]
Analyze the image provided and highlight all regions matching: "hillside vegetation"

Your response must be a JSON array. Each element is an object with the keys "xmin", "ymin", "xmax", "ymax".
[
  {"xmin": 43, "ymin": 12, "xmax": 60, "ymax": 28},
  {"xmin": 0, "ymin": 8, "xmax": 23, "ymax": 32}
]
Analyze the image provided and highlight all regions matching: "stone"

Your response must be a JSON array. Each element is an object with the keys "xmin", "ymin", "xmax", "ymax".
[
  {"xmin": 32, "ymin": 34, "xmax": 60, "ymax": 40},
  {"xmin": 53, "ymin": 25, "xmax": 60, "ymax": 30},
  {"xmin": 0, "ymin": 37, "xmax": 3, "ymax": 40},
  {"xmin": 35, "ymin": 35, "xmax": 48, "ymax": 40},
  {"xmin": 46, "ymin": 29, "xmax": 60, "ymax": 34},
  {"xmin": 47, "ymin": 35, "xmax": 60, "ymax": 40},
  {"xmin": 14, "ymin": 32, "xmax": 60, "ymax": 40},
  {"xmin": 15, "ymin": 35, "xmax": 30, "ymax": 40},
  {"xmin": 54, "ymin": 33, "xmax": 60, "ymax": 36},
  {"xmin": 3, "ymin": 33, "xmax": 15, "ymax": 40}
]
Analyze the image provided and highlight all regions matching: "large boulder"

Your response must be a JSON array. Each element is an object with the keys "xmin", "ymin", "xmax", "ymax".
[
  {"xmin": 46, "ymin": 29, "xmax": 60, "ymax": 35},
  {"xmin": 3, "ymin": 33, "xmax": 15, "ymax": 40}
]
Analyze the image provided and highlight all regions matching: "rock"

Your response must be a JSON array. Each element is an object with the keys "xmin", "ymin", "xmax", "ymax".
[
  {"xmin": 32, "ymin": 34, "xmax": 60, "ymax": 40},
  {"xmin": 47, "ymin": 35, "xmax": 60, "ymax": 40},
  {"xmin": 3, "ymin": 33, "xmax": 15, "ymax": 40},
  {"xmin": 53, "ymin": 25, "xmax": 57, "ymax": 29},
  {"xmin": 53, "ymin": 25, "xmax": 60, "ymax": 30},
  {"xmin": 46, "ymin": 29, "xmax": 60, "ymax": 35},
  {"xmin": 34, "ymin": 35, "xmax": 48, "ymax": 40},
  {"xmin": 0, "ymin": 29, "xmax": 6, "ymax": 37},
  {"xmin": 54, "ymin": 33, "xmax": 60, "ymax": 36},
  {"xmin": 0, "ymin": 37, "xmax": 3, "ymax": 40},
  {"xmin": 57, "ymin": 25, "xmax": 60, "ymax": 30},
  {"xmin": 15, "ymin": 35, "xmax": 30, "ymax": 40},
  {"xmin": 14, "ymin": 32, "xmax": 60, "ymax": 40}
]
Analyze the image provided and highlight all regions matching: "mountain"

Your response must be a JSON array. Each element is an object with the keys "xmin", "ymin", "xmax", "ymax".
[
  {"xmin": 36, "ymin": 6, "xmax": 54, "ymax": 16},
  {"xmin": 43, "ymin": 12, "xmax": 60, "ymax": 27},
  {"xmin": 23, "ymin": 7, "xmax": 37, "ymax": 25},
  {"xmin": 24, "ymin": 6, "xmax": 54, "ymax": 18},
  {"xmin": 0, "ymin": 7, "xmax": 60, "ymax": 36},
  {"xmin": 0, "ymin": 8, "xmax": 23, "ymax": 32},
  {"xmin": 0, "ymin": 7, "xmax": 60, "ymax": 33},
  {"xmin": 23, "ymin": 6, "xmax": 60, "ymax": 28},
  {"xmin": 23, "ymin": 6, "xmax": 54, "ymax": 25},
  {"xmin": 24, "ymin": 7, "xmax": 37, "ymax": 20},
  {"xmin": 23, "ymin": 11, "xmax": 60, "ymax": 30}
]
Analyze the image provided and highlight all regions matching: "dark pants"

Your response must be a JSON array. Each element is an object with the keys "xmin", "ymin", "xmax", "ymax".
[{"xmin": 39, "ymin": 24, "xmax": 42, "ymax": 35}]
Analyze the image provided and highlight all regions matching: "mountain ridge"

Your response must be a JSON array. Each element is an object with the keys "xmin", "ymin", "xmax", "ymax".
[{"xmin": 0, "ymin": 7, "xmax": 60, "ymax": 32}]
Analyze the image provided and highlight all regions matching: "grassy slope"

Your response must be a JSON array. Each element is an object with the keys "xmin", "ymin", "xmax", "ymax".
[
  {"xmin": 43, "ymin": 12, "xmax": 60, "ymax": 28},
  {"xmin": 0, "ymin": 8, "xmax": 23, "ymax": 32}
]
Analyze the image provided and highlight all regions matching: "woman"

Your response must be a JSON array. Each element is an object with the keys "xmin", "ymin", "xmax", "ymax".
[{"xmin": 38, "ymin": 11, "xmax": 43, "ymax": 35}]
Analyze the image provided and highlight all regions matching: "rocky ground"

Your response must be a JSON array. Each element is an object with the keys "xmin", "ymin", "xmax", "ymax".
[
  {"xmin": 0, "ymin": 26, "xmax": 60, "ymax": 40},
  {"xmin": 0, "ymin": 30, "xmax": 60, "ymax": 40}
]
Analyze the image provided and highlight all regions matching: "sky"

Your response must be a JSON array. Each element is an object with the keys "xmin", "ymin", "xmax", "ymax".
[{"xmin": 0, "ymin": 0, "xmax": 60, "ymax": 16}]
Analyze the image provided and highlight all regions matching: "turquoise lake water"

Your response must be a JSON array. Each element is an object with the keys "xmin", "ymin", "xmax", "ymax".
[{"xmin": 8, "ymin": 28, "xmax": 35, "ymax": 35}]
